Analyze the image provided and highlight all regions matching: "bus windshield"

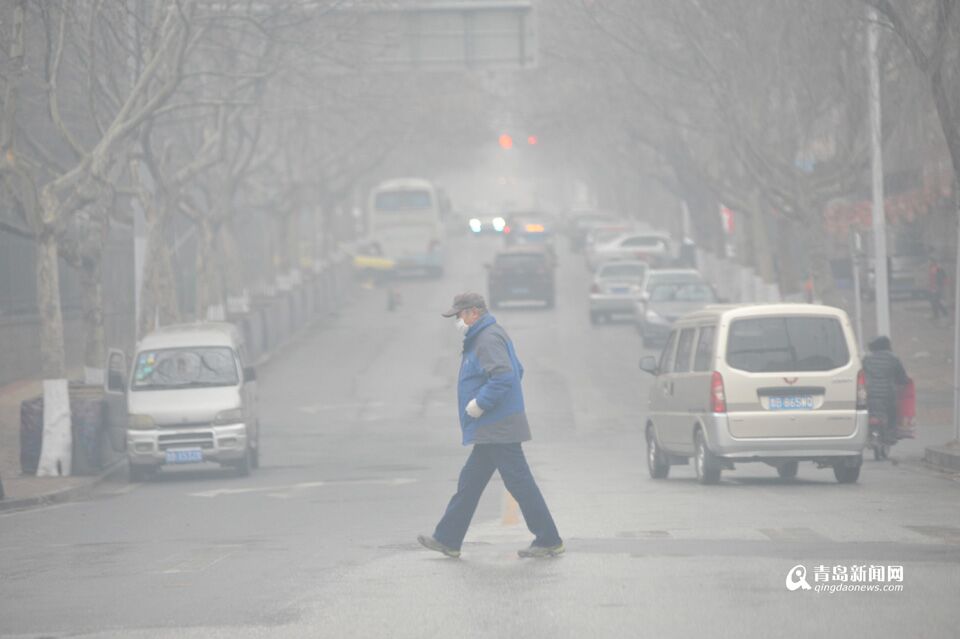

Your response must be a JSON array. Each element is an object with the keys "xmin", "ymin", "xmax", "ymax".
[{"xmin": 374, "ymin": 190, "xmax": 433, "ymax": 211}]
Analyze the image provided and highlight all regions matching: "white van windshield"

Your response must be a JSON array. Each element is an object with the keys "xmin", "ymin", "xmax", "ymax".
[
  {"xmin": 726, "ymin": 317, "xmax": 850, "ymax": 372},
  {"xmin": 133, "ymin": 347, "xmax": 239, "ymax": 390}
]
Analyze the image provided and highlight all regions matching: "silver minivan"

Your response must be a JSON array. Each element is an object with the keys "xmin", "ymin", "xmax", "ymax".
[
  {"xmin": 122, "ymin": 322, "xmax": 260, "ymax": 480},
  {"xmin": 639, "ymin": 304, "xmax": 867, "ymax": 484}
]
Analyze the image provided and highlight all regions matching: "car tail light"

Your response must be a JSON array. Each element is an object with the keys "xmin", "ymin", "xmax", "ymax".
[
  {"xmin": 504, "ymin": 225, "xmax": 511, "ymax": 234},
  {"xmin": 856, "ymin": 369, "xmax": 867, "ymax": 410},
  {"xmin": 428, "ymin": 240, "xmax": 440, "ymax": 252},
  {"xmin": 710, "ymin": 371, "xmax": 727, "ymax": 413},
  {"xmin": 590, "ymin": 283, "xmax": 600, "ymax": 294}
]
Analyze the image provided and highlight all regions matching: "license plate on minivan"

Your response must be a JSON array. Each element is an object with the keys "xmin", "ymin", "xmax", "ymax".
[
  {"xmin": 767, "ymin": 396, "xmax": 815, "ymax": 410},
  {"xmin": 165, "ymin": 449, "xmax": 204, "ymax": 464}
]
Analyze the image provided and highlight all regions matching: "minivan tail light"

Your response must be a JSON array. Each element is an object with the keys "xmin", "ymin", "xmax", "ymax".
[
  {"xmin": 711, "ymin": 371, "xmax": 727, "ymax": 413},
  {"xmin": 856, "ymin": 369, "xmax": 867, "ymax": 410}
]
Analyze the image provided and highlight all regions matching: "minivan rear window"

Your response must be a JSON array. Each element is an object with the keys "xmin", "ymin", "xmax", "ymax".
[{"xmin": 726, "ymin": 317, "xmax": 850, "ymax": 372}]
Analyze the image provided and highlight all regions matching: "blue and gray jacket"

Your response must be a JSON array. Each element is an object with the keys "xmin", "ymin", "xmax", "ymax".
[{"xmin": 457, "ymin": 313, "xmax": 531, "ymax": 445}]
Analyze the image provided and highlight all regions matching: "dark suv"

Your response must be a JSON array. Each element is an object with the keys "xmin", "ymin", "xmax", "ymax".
[{"xmin": 487, "ymin": 246, "xmax": 556, "ymax": 309}]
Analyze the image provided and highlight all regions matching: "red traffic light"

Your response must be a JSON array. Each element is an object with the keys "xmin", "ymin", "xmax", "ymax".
[
  {"xmin": 527, "ymin": 135, "xmax": 537, "ymax": 145},
  {"xmin": 498, "ymin": 134, "xmax": 514, "ymax": 150}
]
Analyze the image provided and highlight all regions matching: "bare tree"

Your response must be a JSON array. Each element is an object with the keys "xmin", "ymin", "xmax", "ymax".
[{"xmin": 0, "ymin": 0, "xmax": 200, "ymax": 378}]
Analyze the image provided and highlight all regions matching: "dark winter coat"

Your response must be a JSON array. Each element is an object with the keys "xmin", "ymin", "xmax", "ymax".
[{"xmin": 862, "ymin": 349, "xmax": 908, "ymax": 421}]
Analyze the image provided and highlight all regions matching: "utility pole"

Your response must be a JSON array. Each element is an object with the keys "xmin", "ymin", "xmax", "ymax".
[
  {"xmin": 868, "ymin": 7, "xmax": 891, "ymax": 338},
  {"xmin": 953, "ymin": 186, "xmax": 960, "ymax": 442}
]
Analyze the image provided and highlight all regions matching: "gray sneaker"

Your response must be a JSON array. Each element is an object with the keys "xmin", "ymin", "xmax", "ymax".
[
  {"xmin": 417, "ymin": 534, "xmax": 461, "ymax": 558},
  {"xmin": 518, "ymin": 543, "xmax": 565, "ymax": 559}
]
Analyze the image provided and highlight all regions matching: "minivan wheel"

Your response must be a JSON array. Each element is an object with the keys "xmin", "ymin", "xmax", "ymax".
[
  {"xmin": 776, "ymin": 461, "xmax": 799, "ymax": 480},
  {"xmin": 833, "ymin": 458, "xmax": 861, "ymax": 484},
  {"xmin": 646, "ymin": 427, "xmax": 670, "ymax": 479},
  {"xmin": 234, "ymin": 445, "xmax": 252, "ymax": 477},
  {"xmin": 694, "ymin": 430, "xmax": 721, "ymax": 485},
  {"xmin": 129, "ymin": 463, "xmax": 155, "ymax": 482}
]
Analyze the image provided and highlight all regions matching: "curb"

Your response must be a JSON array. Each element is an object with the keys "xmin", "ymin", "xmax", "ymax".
[
  {"xmin": 0, "ymin": 459, "xmax": 127, "ymax": 514},
  {"xmin": 923, "ymin": 443, "xmax": 960, "ymax": 474}
]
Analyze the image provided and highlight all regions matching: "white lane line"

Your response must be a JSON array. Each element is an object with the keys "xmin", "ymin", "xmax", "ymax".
[{"xmin": 188, "ymin": 477, "xmax": 416, "ymax": 498}]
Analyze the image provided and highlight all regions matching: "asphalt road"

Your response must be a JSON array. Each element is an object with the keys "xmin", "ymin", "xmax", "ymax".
[{"xmin": 2, "ymin": 234, "xmax": 959, "ymax": 639}]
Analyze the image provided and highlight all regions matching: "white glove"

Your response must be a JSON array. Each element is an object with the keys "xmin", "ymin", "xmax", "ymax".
[{"xmin": 466, "ymin": 398, "xmax": 485, "ymax": 418}]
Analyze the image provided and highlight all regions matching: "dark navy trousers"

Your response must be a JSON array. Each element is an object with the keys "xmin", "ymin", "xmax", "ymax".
[{"xmin": 433, "ymin": 443, "xmax": 562, "ymax": 551}]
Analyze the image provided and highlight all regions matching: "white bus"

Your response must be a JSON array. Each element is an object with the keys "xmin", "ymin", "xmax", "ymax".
[{"xmin": 367, "ymin": 178, "xmax": 445, "ymax": 277}]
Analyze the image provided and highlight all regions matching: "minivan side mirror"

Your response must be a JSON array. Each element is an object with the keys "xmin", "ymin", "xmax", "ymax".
[
  {"xmin": 639, "ymin": 356, "xmax": 659, "ymax": 375},
  {"xmin": 244, "ymin": 367, "xmax": 257, "ymax": 382}
]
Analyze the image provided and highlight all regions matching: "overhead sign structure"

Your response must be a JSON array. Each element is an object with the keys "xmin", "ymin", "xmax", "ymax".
[{"xmin": 359, "ymin": 2, "xmax": 537, "ymax": 71}]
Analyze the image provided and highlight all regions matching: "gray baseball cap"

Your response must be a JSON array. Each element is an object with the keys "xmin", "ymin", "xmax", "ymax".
[{"xmin": 441, "ymin": 292, "xmax": 487, "ymax": 317}]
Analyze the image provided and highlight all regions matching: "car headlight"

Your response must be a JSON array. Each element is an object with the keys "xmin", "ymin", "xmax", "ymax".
[
  {"xmin": 213, "ymin": 408, "xmax": 244, "ymax": 425},
  {"xmin": 645, "ymin": 309, "xmax": 667, "ymax": 324},
  {"xmin": 128, "ymin": 414, "xmax": 156, "ymax": 430},
  {"xmin": 492, "ymin": 217, "xmax": 506, "ymax": 232},
  {"xmin": 469, "ymin": 218, "xmax": 482, "ymax": 233}
]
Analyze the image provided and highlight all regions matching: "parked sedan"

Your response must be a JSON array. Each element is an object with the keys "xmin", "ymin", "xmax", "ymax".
[
  {"xmin": 631, "ymin": 268, "xmax": 706, "ymax": 329},
  {"xmin": 589, "ymin": 260, "xmax": 649, "ymax": 324},
  {"xmin": 566, "ymin": 211, "xmax": 623, "ymax": 252},
  {"xmin": 586, "ymin": 231, "xmax": 672, "ymax": 271},
  {"xmin": 636, "ymin": 281, "xmax": 718, "ymax": 348},
  {"xmin": 487, "ymin": 246, "xmax": 556, "ymax": 309},
  {"xmin": 583, "ymin": 222, "xmax": 635, "ymax": 273}
]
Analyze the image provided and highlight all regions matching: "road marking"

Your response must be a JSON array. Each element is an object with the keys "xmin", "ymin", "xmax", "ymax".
[
  {"xmin": 157, "ymin": 545, "xmax": 242, "ymax": 574},
  {"xmin": 188, "ymin": 477, "xmax": 416, "ymax": 498},
  {"xmin": 299, "ymin": 402, "xmax": 384, "ymax": 414}
]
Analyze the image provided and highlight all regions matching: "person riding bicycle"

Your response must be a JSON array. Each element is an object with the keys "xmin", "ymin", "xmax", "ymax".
[{"xmin": 862, "ymin": 336, "xmax": 909, "ymax": 445}]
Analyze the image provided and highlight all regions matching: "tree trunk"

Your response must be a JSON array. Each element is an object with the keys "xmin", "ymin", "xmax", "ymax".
[
  {"xmin": 748, "ymin": 189, "xmax": 776, "ymax": 282},
  {"xmin": 79, "ymin": 213, "xmax": 109, "ymax": 370},
  {"xmin": 37, "ymin": 228, "xmax": 67, "ymax": 378},
  {"xmin": 139, "ymin": 208, "xmax": 179, "ymax": 335},
  {"xmin": 80, "ymin": 257, "xmax": 104, "ymax": 370},
  {"xmin": 803, "ymin": 208, "xmax": 839, "ymax": 306}
]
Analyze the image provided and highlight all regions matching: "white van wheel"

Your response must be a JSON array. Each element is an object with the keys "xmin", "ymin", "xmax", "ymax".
[
  {"xmin": 646, "ymin": 427, "xmax": 670, "ymax": 479},
  {"xmin": 833, "ymin": 457, "xmax": 861, "ymax": 484},
  {"xmin": 776, "ymin": 461, "xmax": 799, "ymax": 480},
  {"xmin": 694, "ymin": 430, "xmax": 721, "ymax": 485}
]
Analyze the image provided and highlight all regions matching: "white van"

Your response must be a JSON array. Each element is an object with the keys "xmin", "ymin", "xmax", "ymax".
[
  {"xmin": 121, "ymin": 323, "xmax": 260, "ymax": 480},
  {"xmin": 639, "ymin": 304, "xmax": 867, "ymax": 484}
]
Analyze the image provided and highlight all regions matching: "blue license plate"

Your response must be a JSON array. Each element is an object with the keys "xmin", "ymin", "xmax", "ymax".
[
  {"xmin": 768, "ymin": 396, "xmax": 814, "ymax": 410},
  {"xmin": 165, "ymin": 449, "xmax": 204, "ymax": 464},
  {"xmin": 611, "ymin": 287, "xmax": 629, "ymax": 294}
]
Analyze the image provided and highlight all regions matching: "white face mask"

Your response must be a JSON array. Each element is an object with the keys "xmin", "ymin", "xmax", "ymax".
[{"xmin": 456, "ymin": 317, "xmax": 469, "ymax": 335}]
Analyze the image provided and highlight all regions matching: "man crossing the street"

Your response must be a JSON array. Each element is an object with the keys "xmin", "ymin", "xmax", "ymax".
[{"xmin": 418, "ymin": 292, "xmax": 563, "ymax": 559}]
